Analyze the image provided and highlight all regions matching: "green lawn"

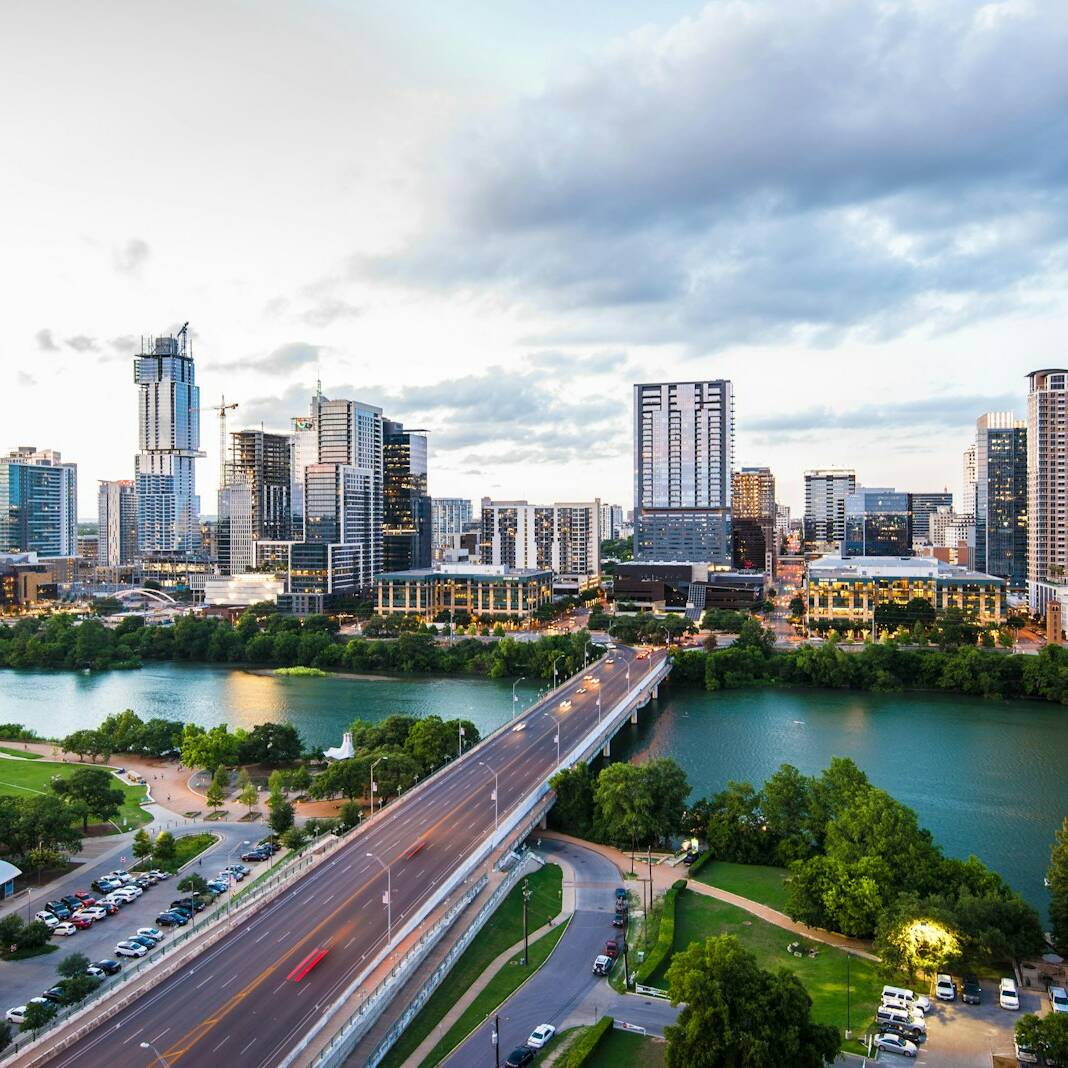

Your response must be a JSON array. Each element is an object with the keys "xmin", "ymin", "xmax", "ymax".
[
  {"xmin": 134, "ymin": 832, "xmax": 218, "ymax": 874},
  {"xmin": 0, "ymin": 746, "xmax": 42, "ymax": 759},
  {"xmin": 649, "ymin": 889, "xmax": 882, "ymax": 1046},
  {"xmin": 0, "ymin": 758, "xmax": 151, "ymax": 830},
  {"xmin": 377, "ymin": 863, "xmax": 563, "ymax": 1068},
  {"xmin": 585, "ymin": 1029, "xmax": 667, "ymax": 1068},
  {"xmin": 692, "ymin": 861, "xmax": 791, "ymax": 912}
]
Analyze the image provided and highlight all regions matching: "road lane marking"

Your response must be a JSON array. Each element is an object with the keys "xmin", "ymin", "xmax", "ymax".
[
  {"xmin": 240, "ymin": 1038, "xmax": 257, "ymax": 1055},
  {"xmin": 213, "ymin": 1035, "xmax": 230, "ymax": 1052},
  {"xmin": 220, "ymin": 974, "xmax": 238, "ymax": 988},
  {"xmin": 151, "ymin": 1028, "xmax": 170, "ymax": 1042},
  {"xmin": 195, "ymin": 973, "xmax": 215, "ymax": 989},
  {"xmin": 121, "ymin": 1028, "xmax": 144, "ymax": 1044}
]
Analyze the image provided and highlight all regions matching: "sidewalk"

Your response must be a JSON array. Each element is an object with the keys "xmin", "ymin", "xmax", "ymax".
[{"xmin": 541, "ymin": 831, "xmax": 878, "ymax": 961}]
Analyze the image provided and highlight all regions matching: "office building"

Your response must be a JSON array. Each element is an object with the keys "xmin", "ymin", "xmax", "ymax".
[
  {"xmin": 731, "ymin": 466, "xmax": 776, "ymax": 572},
  {"xmin": 1027, "ymin": 369, "xmax": 1068, "ymax": 613},
  {"xmin": 480, "ymin": 499, "xmax": 601, "ymax": 593},
  {"xmin": 974, "ymin": 412, "xmax": 1027, "ymax": 589},
  {"xmin": 97, "ymin": 479, "xmax": 138, "ymax": 569},
  {"xmin": 633, "ymin": 380, "xmax": 733, "ymax": 564},
  {"xmin": 431, "ymin": 498, "xmax": 473, "ymax": 558},
  {"xmin": 962, "ymin": 443, "xmax": 977, "ymax": 516},
  {"xmin": 376, "ymin": 563, "xmax": 553, "ymax": 621},
  {"xmin": 843, "ymin": 487, "xmax": 910, "ymax": 557},
  {"xmin": 599, "ymin": 503, "xmax": 625, "ymax": 542},
  {"xmin": 908, "ymin": 491, "xmax": 954, "ymax": 542},
  {"xmin": 216, "ymin": 483, "xmax": 254, "ymax": 577},
  {"xmin": 0, "ymin": 552, "xmax": 56, "ymax": 609},
  {"xmin": 383, "ymin": 420, "xmax": 431, "ymax": 573},
  {"xmin": 227, "ymin": 430, "xmax": 293, "ymax": 542},
  {"xmin": 0, "ymin": 447, "xmax": 78, "ymax": 558},
  {"xmin": 775, "ymin": 504, "xmax": 791, "ymax": 539},
  {"xmin": 803, "ymin": 469, "xmax": 856, "ymax": 543},
  {"xmin": 289, "ymin": 414, "xmax": 317, "ymax": 541},
  {"xmin": 133, "ymin": 329, "xmax": 201, "ymax": 555},
  {"xmin": 805, "ymin": 555, "xmax": 1005, "ymax": 630}
]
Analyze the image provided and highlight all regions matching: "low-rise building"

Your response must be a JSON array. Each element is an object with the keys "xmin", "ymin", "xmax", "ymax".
[
  {"xmin": 203, "ymin": 572, "xmax": 284, "ymax": 607},
  {"xmin": 0, "ymin": 552, "xmax": 56, "ymax": 610},
  {"xmin": 805, "ymin": 555, "xmax": 1005, "ymax": 630},
  {"xmin": 376, "ymin": 563, "xmax": 553, "ymax": 620}
]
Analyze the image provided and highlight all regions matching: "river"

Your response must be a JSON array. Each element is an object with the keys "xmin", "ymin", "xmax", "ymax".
[{"xmin": 0, "ymin": 665, "xmax": 1062, "ymax": 912}]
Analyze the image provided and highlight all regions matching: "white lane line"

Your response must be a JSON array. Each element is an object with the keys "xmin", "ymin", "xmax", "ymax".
[
  {"xmin": 195, "ymin": 973, "xmax": 215, "ymax": 989},
  {"xmin": 213, "ymin": 1035, "xmax": 230, "ymax": 1052},
  {"xmin": 151, "ymin": 1028, "xmax": 170, "ymax": 1043},
  {"xmin": 254, "ymin": 931, "xmax": 270, "ymax": 943},
  {"xmin": 341, "ymin": 863, "xmax": 352, "ymax": 873},
  {"xmin": 360, "ymin": 900, "xmax": 370, "ymax": 910},
  {"xmin": 121, "ymin": 1028, "xmax": 144, "ymax": 1045},
  {"xmin": 322, "ymin": 894, "xmax": 335, "ymax": 904},
  {"xmin": 277, "ymin": 929, "xmax": 291, "ymax": 942},
  {"xmin": 220, "ymin": 974, "xmax": 238, "ymax": 988},
  {"xmin": 344, "ymin": 936, "xmax": 356, "ymax": 949},
  {"xmin": 240, "ymin": 1039, "xmax": 256, "ymax": 1055}
]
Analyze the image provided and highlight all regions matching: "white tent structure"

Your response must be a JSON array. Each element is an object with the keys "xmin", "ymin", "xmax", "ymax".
[{"xmin": 323, "ymin": 731, "xmax": 354, "ymax": 762}]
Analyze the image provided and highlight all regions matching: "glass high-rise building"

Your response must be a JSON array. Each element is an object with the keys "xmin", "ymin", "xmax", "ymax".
[
  {"xmin": 633, "ymin": 380, "xmax": 733, "ymax": 564},
  {"xmin": 383, "ymin": 420, "xmax": 431, "ymax": 572},
  {"xmin": 133, "ymin": 329, "xmax": 201, "ymax": 555},
  {"xmin": 731, "ymin": 466, "xmax": 776, "ymax": 572},
  {"xmin": 0, "ymin": 447, "xmax": 77, "ymax": 558},
  {"xmin": 431, "ymin": 498, "xmax": 473, "ymax": 556},
  {"xmin": 97, "ymin": 479, "xmax": 137, "ymax": 568},
  {"xmin": 908, "ymin": 492, "xmax": 953, "ymax": 542},
  {"xmin": 803, "ymin": 469, "xmax": 856, "ymax": 543},
  {"xmin": 1027, "ymin": 369, "xmax": 1068, "ymax": 613},
  {"xmin": 974, "ymin": 412, "xmax": 1027, "ymax": 589},
  {"xmin": 843, "ymin": 487, "xmax": 910, "ymax": 557}
]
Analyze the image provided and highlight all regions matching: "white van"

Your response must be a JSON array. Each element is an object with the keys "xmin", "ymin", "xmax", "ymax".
[
  {"xmin": 881, "ymin": 993, "xmax": 924, "ymax": 1018},
  {"xmin": 875, "ymin": 1005, "xmax": 926, "ymax": 1036},
  {"xmin": 882, "ymin": 985, "xmax": 932, "ymax": 1013}
]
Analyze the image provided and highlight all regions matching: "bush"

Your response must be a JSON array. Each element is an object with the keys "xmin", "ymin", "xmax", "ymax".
[
  {"xmin": 635, "ymin": 881, "xmax": 685, "ymax": 985},
  {"xmin": 558, "ymin": 1016, "xmax": 613, "ymax": 1067}
]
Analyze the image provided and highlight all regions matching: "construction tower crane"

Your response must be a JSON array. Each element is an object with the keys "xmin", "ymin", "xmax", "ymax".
[{"xmin": 192, "ymin": 395, "xmax": 239, "ymax": 487}]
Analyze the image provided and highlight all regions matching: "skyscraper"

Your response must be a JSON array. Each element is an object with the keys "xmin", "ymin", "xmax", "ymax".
[
  {"xmin": 97, "ymin": 479, "xmax": 137, "ymax": 569},
  {"xmin": 431, "ymin": 498, "xmax": 473, "ymax": 556},
  {"xmin": 633, "ymin": 380, "xmax": 733, "ymax": 564},
  {"xmin": 908, "ymin": 491, "xmax": 953, "ymax": 542},
  {"xmin": 383, "ymin": 420, "xmax": 431, "ymax": 572},
  {"xmin": 843, "ymin": 487, "xmax": 910, "ymax": 557},
  {"xmin": 598, "ymin": 503, "xmax": 624, "ymax": 542},
  {"xmin": 216, "ymin": 484, "xmax": 254, "ymax": 577},
  {"xmin": 133, "ymin": 328, "xmax": 201, "ymax": 555},
  {"xmin": 962, "ymin": 443, "xmax": 977, "ymax": 516},
  {"xmin": 803, "ymin": 469, "xmax": 856, "ymax": 543},
  {"xmin": 731, "ymin": 466, "xmax": 776, "ymax": 572},
  {"xmin": 974, "ymin": 412, "xmax": 1027, "ymax": 589},
  {"xmin": 0, "ymin": 447, "xmax": 77, "ymax": 558},
  {"xmin": 227, "ymin": 430, "xmax": 293, "ymax": 543},
  {"xmin": 1026, "ymin": 369, "xmax": 1068, "ymax": 612}
]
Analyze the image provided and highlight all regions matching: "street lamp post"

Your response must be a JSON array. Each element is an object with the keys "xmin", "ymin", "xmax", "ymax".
[
  {"xmin": 543, "ymin": 712, "xmax": 561, "ymax": 765},
  {"xmin": 583, "ymin": 640, "xmax": 592, "ymax": 667},
  {"xmin": 511, "ymin": 676, "xmax": 526, "ymax": 719},
  {"xmin": 366, "ymin": 851, "xmax": 392, "ymax": 946},
  {"xmin": 370, "ymin": 756, "xmax": 387, "ymax": 816},
  {"xmin": 226, "ymin": 838, "xmax": 250, "ymax": 924},
  {"xmin": 478, "ymin": 759, "xmax": 499, "ymax": 833},
  {"xmin": 596, "ymin": 690, "xmax": 602, "ymax": 724},
  {"xmin": 552, "ymin": 653, "xmax": 565, "ymax": 689},
  {"xmin": 140, "ymin": 1040, "xmax": 171, "ymax": 1067}
]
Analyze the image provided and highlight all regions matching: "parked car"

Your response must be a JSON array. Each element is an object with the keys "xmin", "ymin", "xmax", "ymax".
[
  {"xmin": 77, "ymin": 906, "xmax": 107, "ymax": 921},
  {"xmin": 881, "ymin": 994, "xmax": 923, "ymax": 1018},
  {"xmin": 52, "ymin": 922, "xmax": 77, "ymax": 937},
  {"xmin": 114, "ymin": 940, "xmax": 147, "ymax": 958},
  {"xmin": 100, "ymin": 901, "xmax": 120, "ymax": 916},
  {"xmin": 935, "ymin": 974, "xmax": 956, "ymax": 1001},
  {"xmin": 91, "ymin": 878, "xmax": 118, "ymax": 893},
  {"xmin": 6, "ymin": 999, "xmax": 50, "ymax": 1024},
  {"xmin": 45, "ymin": 901, "xmax": 71, "ymax": 920},
  {"xmin": 504, "ymin": 1047, "xmax": 535, "ymax": 1068},
  {"xmin": 592, "ymin": 954, "xmax": 612, "ymax": 976},
  {"xmin": 137, "ymin": 927, "xmax": 165, "ymax": 942},
  {"xmin": 170, "ymin": 897, "xmax": 205, "ymax": 913},
  {"xmin": 873, "ymin": 1033, "xmax": 918, "ymax": 1058},
  {"xmin": 875, "ymin": 1005, "xmax": 925, "ymax": 1039},
  {"xmin": 527, "ymin": 1024, "xmax": 556, "ymax": 1049},
  {"xmin": 128, "ymin": 935, "xmax": 158, "ymax": 951},
  {"xmin": 73, "ymin": 891, "xmax": 97, "ymax": 906},
  {"xmin": 881, "ymin": 985, "xmax": 932, "ymax": 1014},
  {"xmin": 34, "ymin": 911, "xmax": 59, "ymax": 929},
  {"xmin": 962, "ymin": 975, "xmax": 982, "ymax": 1004},
  {"xmin": 60, "ymin": 896, "xmax": 82, "ymax": 912},
  {"xmin": 999, "ymin": 977, "xmax": 1019, "ymax": 1010},
  {"xmin": 40, "ymin": 986, "xmax": 67, "ymax": 1005},
  {"xmin": 92, "ymin": 959, "xmax": 122, "ymax": 976},
  {"xmin": 207, "ymin": 880, "xmax": 229, "ymax": 894},
  {"xmin": 149, "ymin": 869, "xmax": 170, "ymax": 880},
  {"xmin": 1049, "ymin": 985, "xmax": 1068, "ymax": 1014},
  {"xmin": 155, "ymin": 912, "xmax": 188, "ymax": 928},
  {"xmin": 611, "ymin": 913, "xmax": 625, "ymax": 928},
  {"xmin": 68, "ymin": 914, "xmax": 93, "ymax": 931},
  {"xmin": 682, "ymin": 851, "xmax": 699, "ymax": 865},
  {"xmin": 604, "ymin": 939, "xmax": 619, "ymax": 959}
]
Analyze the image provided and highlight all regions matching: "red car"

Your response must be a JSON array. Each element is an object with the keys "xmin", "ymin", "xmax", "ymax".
[
  {"xmin": 74, "ymin": 892, "xmax": 97, "ymax": 906},
  {"xmin": 100, "ymin": 901, "xmax": 120, "ymax": 916},
  {"xmin": 70, "ymin": 914, "xmax": 94, "ymax": 930},
  {"xmin": 604, "ymin": 939, "xmax": 619, "ymax": 959}
]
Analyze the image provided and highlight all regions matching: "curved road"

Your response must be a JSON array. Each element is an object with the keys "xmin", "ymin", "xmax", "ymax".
[{"xmin": 41, "ymin": 647, "xmax": 665, "ymax": 1068}]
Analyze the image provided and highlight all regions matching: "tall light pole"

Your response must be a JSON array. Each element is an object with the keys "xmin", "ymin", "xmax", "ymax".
[
  {"xmin": 511, "ymin": 676, "xmax": 526, "ymax": 719},
  {"xmin": 543, "ymin": 712, "xmax": 561, "ymax": 765},
  {"xmin": 140, "ymin": 1041, "xmax": 171, "ymax": 1067},
  {"xmin": 583, "ymin": 640, "xmax": 592, "ymax": 667},
  {"xmin": 597, "ymin": 690, "xmax": 602, "ymax": 724},
  {"xmin": 366, "ymin": 851, "xmax": 392, "ymax": 946},
  {"xmin": 457, "ymin": 722, "xmax": 465, "ymax": 758},
  {"xmin": 479, "ymin": 759, "xmax": 499, "ymax": 832},
  {"xmin": 370, "ymin": 756, "xmax": 387, "ymax": 816},
  {"xmin": 226, "ymin": 838, "xmax": 250, "ymax": 924},
  {"xmin": 552, "ymin": 653, "xmax": 565, "ymax": 689}
]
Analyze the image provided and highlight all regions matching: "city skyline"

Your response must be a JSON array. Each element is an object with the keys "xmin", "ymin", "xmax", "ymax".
[{"xmin": 4, "ymin": 2, "xmax": 1066, "ymax": 518}]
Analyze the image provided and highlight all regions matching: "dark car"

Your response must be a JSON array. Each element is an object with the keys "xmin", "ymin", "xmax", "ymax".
[
  {"xmin": 257, "ymin": 837, "xmax": 279, "ymax": 853},
  {"xmin": 604, "ymin": 939, "xmax": 619, "ymax": 959},
  {"xmin": 100, "ymin": 901, "xmax": 120, "ymax": 916},
  {"xmin": 91, "ymin": 879, "xmax": 116, "ymax": 893},
  {"xmin": 240, "ymin": 849, "xmax": 269, "ymax": 863},
  {"xmin": 129, "ymin": 935, "xmax": 158, "ymax": 950},
  {"xmin": 611, "ymin": 913, "xmax": 626, "ymax": 928},
  {"xmin": 61, "ymin": 896, "xmax": 82, "ymax": 911},
  {"xmin": 92, "ymin": 959, "xmax": 122, "ymax": 976},
  {"xmin": 40, "ymin": 986, "xmax": 67, "ymax": 1005},
  {"xmin": 962, "ymin": 975, "xmax": 982, "ymax": 1004},
  {"xmin": 504, "ymin": 1047, "xmax": 535, "ymax": 1068},
  {"xmin": 171, "ymin": 897, "xmax": 206, "ymax": 913},
  {"xmin": 682, "ymin": 851, "xmax": 699, "ymax": 865},
  {"xmin": 45, "ymin": 901, "xmax": 71, "ymax": 920},
  {"xmin": 156, "ymin": 911, "xmax": 188, "ymax": 927},
  {"xmin": 134, "ymin": 877, "xmax": 152, "ymax": 890}
]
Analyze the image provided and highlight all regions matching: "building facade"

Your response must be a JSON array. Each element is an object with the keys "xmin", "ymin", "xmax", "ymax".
[
  {"xmin": 227, "ymin": 430, "xmax": 293, "ymax": 542},
  {"xmin": 908, "ymin": 492, "xmax": 953, "ymax": 543},
  {"xmin": 843, "ymin": 487, "xmax": 910, "ymax": 557},
  {"xmin": 962, "ymin": 443, "xmax": 977, "ymax": 516},
  {"xmin": 803, "ymin": 469, "xmax": 856, "ymax": 544},
  {"xmin": 376, "ymin": 563, "xmax": 553, "ymax": 620},
  {"xmin": 1026, "ymin": 369, "xmax": 1068, "ymax": 613},
  {"xmin": 431, "ymin": 498, "xmax": 473, "ymax": 557},
  {"xmin": 633, "ymin": 380, "xmax": 733, "ymax": 564},
  {"xmin": 599, "ymin": 503, "xmax": 625, "ymax": 542},
  {"xmin": 731, "ymin": 466, "xmax": 775, "ymax": 572},
  {"xmin": 134, "ymin": 330, "xmax": 201, "ymax": 555},
  {"xmin": 382, "ymin": 420, "xmax": 431, "ymax": 573},
  {"xmin": 974, "ymin": 412, "xmax": 1027, "ymax": 589},
  {"xmin": 97, "ymin": 479, "xmax": 138, "ymax": 569},
  {"xmin": 0, "ymin": 447, "xmax": 78, "ymax": 558},
  {"xmin": 806, "ymin": 555, "xmax": 1005, "ymax": 630}
]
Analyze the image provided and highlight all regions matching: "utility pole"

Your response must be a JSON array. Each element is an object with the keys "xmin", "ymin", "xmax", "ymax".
[
  {"xmin": 622, "ymin": 913, "xmax": 631, "ymax": 991},
  {"xmin": 457, "ymin": 722, "xmax": 465, "ymax": 759},
  {"xmin": 845, "ymin": 951, "xmax": 852, "ymax": 1039},
  {"xmin": 493, "ymin": 1014, "xmax": 500, "ymax": 1068},
  {"xmin": 522, "ymin": 878, "xmax": 531, "ymax": 966}
]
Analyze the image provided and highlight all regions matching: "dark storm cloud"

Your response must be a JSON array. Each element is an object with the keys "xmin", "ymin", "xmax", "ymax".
[{"xmin": 362, "ymin": 1, "xmax": 1068, "ymax": 347}]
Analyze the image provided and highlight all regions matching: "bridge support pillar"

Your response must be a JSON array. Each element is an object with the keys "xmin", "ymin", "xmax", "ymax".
[
  {"xmin": 602, "ymin": 742, "xmax": 611, "ymax": 758},
  {"xmin": 538, "ymin": 813, "xmax": 547, "ymax": 830},
  {"xmin": 630, "ymin": 708, "xmax": 638, "ymax": 725},
  {"xmin": 652, "ymin": 684, "xmax": 659, "ymax": 699}
]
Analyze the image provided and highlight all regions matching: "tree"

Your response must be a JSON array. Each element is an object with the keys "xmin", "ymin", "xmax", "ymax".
[
  {"xmin": 58, "ymin": 972, "xmax": 99, "ymax": 1004},
  {"xmin": 57, "ymin": 952, "xmax": 91, "ymax": 979},
  {"xmin": 267, "ymin": 769, "xmax": 287, "ymax": 796},
  {"xmin": 205, "ymin": 782, "xmax": 225, "ymax": 814},
  {"xmin": 238, "ymin": 782, "xmax": 258, "ymax": 817},
  {"xmin": 280, "ymin": 826, "xmax": 306, "ymax": 851},
  {"xmin": 593, "ymin": 763, "xmax": 654, "ymax": 850},
  {"xmin": 337, "ymin": 799, "xmax": 362, "ymax": 829},
  {"xmin": 16, "ymin": 920, "xmax": 52, "ymax": 951},
  {"xmin": 180, "ymin": 723, "xmax": 241, "ymax": 771},
  {"xmin": 548, "ymin": 764, "xmax": 595, "ymax": 837},
  {"xmin": 643, "ymin": 758, "xmax": 690, "ymax": 842},
  {"xmin": 404, "ymin": 717, "xmax": 454, "ymax": 774},
  {"xmin": 874, "ymin": 905, "xmax": 962, "ymax": 981},
  {"xmin": 236, "ymin": 767, "xmax": 252, "ymax": 791},
  {"xmin": 308, "ymin": 757, "xmax": 370, "ymax": 801},
  {"xmin": 762, "ymin": 764, "xmax": 814, "ymax": 863},
  {"xmin": 51, "ymin": 767, "xmax": 125, "ymax": 830},
  {"xmin": 238, "ymin": 722, "xmax": 303, "ymax": 766},
  {"xmin": 0, "ymin": 914, "xmax": 23, "ymax": 949},
  {"xmin": 1048, "ymin": 816, "xmax": 1068, "ymax": 955},
  {"xmin": 177, "ymin": 873, "xmax": 210, "ymax": 896},
  {"xmin": 153, "ymin": 831, "xmax": 177, "ymax": 865},
  {"xmin": 212, "ymin": 764, "xmax": 230, "ymax": 794},
  {"xmin": 665, "ymin": 935, "xmax": 839, "ymax": 1068},
  {"xmin": 131, "ymin": 828, "xmax": 153, "ymax": 862},
  {"xmin": 1017, "ymin": 1013, "xmax": 1068, "ymax": 1066},
  {"xmin": 20, "ymin": 1000, "xmax": 56, "ymax": 1033},
  {"xmin": 288, "ymin": 764, "xmax": 312, "ymax": 795},
  {"xmin": 268, "ymin": 797, "xmax": 295, "ymax": 837}
]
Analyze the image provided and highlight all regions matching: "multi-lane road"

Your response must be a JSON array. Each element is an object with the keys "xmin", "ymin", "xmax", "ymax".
[{"xmin": 43, "ymin": 645, "xmax": 663, "ymax": 1068}]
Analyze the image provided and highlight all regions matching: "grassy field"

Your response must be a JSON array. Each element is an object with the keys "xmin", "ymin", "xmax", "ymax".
[
  {"xmin": 692, "ymin": 860, "xmax": 791, "ymax": 912},
  {"xmin": 0, "ymin": 758, "xmax": 151, "ymax": 830},
  {"xmin": 0, "ymin": 746, "xmax": 42, "ymax": 759},
  {"xmin": 585, "ymin": 1029, "xmax": 667, "ymax": 1068},
  {"xmin": 134, "ymin": 832, "xmax": 218, "ymax": 874},
  {"xmin": 378, "ymin": 863, "xmax": 563, "ymax": 1068},
  {"xmin": 649, "ymin": 888, "xmax": 882, "ymax": 1046}
]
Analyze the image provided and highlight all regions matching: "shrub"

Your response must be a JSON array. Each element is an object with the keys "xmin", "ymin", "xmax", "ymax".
[{"xmin": 558, "ymin": 1016, "xmax": 613, "ymax": 1067}]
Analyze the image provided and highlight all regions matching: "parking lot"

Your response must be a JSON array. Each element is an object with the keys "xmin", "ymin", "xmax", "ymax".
[{"xmin": 0, "ymin": 823, "xmax": 256, "ymax": 1017}]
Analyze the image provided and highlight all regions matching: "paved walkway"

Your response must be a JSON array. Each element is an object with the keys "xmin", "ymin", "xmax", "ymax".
[{"xmin": 541, "ymin": 831, "xmax": 879, "ymax": 961}]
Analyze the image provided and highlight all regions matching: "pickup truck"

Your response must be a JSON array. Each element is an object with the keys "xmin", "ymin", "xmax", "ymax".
[{"xmin": 592, "ymin": 955, "xmax": 613, "ymax": 976}]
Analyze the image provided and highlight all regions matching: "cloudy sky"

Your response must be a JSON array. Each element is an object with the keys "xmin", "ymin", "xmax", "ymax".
[{"xmin": 3, "ymin": 0, "xmax": 1067, "ymax": 519}]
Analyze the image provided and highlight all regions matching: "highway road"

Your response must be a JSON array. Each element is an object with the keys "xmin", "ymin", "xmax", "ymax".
[{"xmin": 42, "ymin": 645, "xmax": 664, "ymax": 1068}]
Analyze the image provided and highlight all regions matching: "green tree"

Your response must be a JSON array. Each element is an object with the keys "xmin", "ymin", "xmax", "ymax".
[
  {"xmin": 404, "ymin": 717, "xmax": 454, "ymax": 774},
  {"xmin": 280, "ymin": 826, "xmax": 306, "ymax": 851},
  {"xmin": 0, "ymin": 914, "xmax": 23, "ymax": 948},
  {"xmin": 20, "ymin": 1000, "xmax": 57, "ymax": 1033},
  {"xmin": 643, "ymin": 758, "xmax": 690, "ymax": 842},
  {"xmin": 267, "ymin": 769, "xmax": 287, "ymax": 796},
  {"xmin": 238, "ymin": 782, "xmax": 258, "ymax": 817},
  {"xmin": 268, "ymin": 797, "xmax": 295, "ymax": 837},
  {"xmin": 593, "ymin": 763, "xmax": 654, "ymax": 850},
  {"xmin": 58, "ymin": 972, "xmax": 99, "ymax": 1004},
  {"xmin": 548, "ymin": 764, "xmax": 595, "ymax": 837},
  {"xmin": 51, "ymin": 767, "xmax": 125, "ymax": 830},
  {"xmin": 205, "ymin": 782, "xmax": 225, "ymax": 814},
  {"xmin": 704, "ymin": 780, "xmax": 773, "ymax": 864},
  {"xmin": 308, "ymin": 757, "xmax": 370, "ymax": 801},
  {"xmin": 664, "ymin": 934, "xmax": 839, "ymax": 1068},
  {"xmin": 131, "ymin": 827, "xmax": 153, "ymax": 862},
  {"xmin": 337, "ymin": 799, "xmax": 362, "ymax": 828},
  {"xmin": 57, "ymin": 952, "xmax": 91, "ymax": 979},
  {"xmin": 177, "ymin": 873, "xmax": 210, "ymax": 896},
  {"xmin": 238, "ymin": 722, "xmax": 303, "ymax": 766},
  {"xmin": 1048, "ymin": 816, "xmax": 1068, "ymax": 955},
  {"xmin": 153, "ymin": 830, "xmax": 177, "ymax": 865},
  {"xmin": 288, "ymin": 764, "xmax": 313, "ymax": 795},
  {"xmin": 1017, "ymin": 1013, "xmax": 1068, "ymax": 1066},
  {"xmin": 236, "ymin": 767, "xmax": 252, "ymax": 791},
  {"xmin": 212, "ymin": 764, "xmax": 230, "ymax": 794},
  {"xmin": 16, "ymin": 920, "xmax": 53, "ymax": 951},
  {"xmin": 762, "ymin": 763, "xmax": 814, "ymax": 863},
  {"xmin": 874, "ymin": 905, "xmax": 962, "ymax": 981}
]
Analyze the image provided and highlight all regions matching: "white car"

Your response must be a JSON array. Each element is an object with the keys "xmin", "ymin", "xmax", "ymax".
[
  {"xmin": 873, "ymin": 1033, "xmax": 917, "ymax": 1058},
  {"xmin": 115, "ymin": 940, "xmax": 147, "ymax": 958},
  {"xmin": 6, "ymin": 998, "xmax": 50, "ymax": 1024},
  {"xmin": 149, "ymin": 869, "xmax": 170, "ymax": 880},
  {"xmin": 85, "ymin": 965, "xmax": 106, "ymax": 978},
  {"xmin": 1049, "ymin": 985, "xmax": 1068, "ymax": 1014},
  {"xmin": 76, "ymin": 906, "xmax": 107, "ymax": 921},
  {"xmin": 512, "ymin": 722, "xmax": 527, "ymax": 732},
  {"xmin": 576, "ymin": 686, "xmax": 587, "ymax": 694},
  {"xmin": 527, "ymin": 1024, "xmax": 556, "ymax": 1049},
  {"xmin": 560, "ymin": 700, "xmax": 572, "ymax": 710},
  {"xmin": 52, "ymin": 922, "xmax": 77, "ymax": 937},
  {"xmin": 137, "ymin": 927, "xmax": 165, "ymax": 942},
  {"xmin": 999, "ymin": 977, "xmax": 1020, "ymax": 1010},
  {"xmin": 112, "ymin": 886, "xmax": 141, "ymax": 901},
  {"xmin": 935, "ymin": 973, "xmax": 956, "ymax": 1001},
  {"xmin": 881, "ymin": 994, "xmax": 924, "ymax": 1018},
  {"xmin": 34, "ymin": 911, "xmax": 59, "ymax": 929}
]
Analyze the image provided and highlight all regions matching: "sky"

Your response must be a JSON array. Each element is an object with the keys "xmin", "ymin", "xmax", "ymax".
[{"xmin": 3, "ymin": 0, "xmax": 1068, "ymax": 520}]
